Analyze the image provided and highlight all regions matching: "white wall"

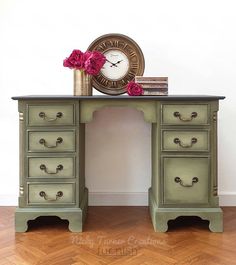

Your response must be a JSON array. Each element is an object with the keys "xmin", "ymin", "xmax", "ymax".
[{"xmin": 0, "ymin": 0, "xmax": 236, "ymax": 206}]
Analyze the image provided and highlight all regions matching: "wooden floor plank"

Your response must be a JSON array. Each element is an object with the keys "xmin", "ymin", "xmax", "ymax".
[{"xmin": 0, "ymin": 206, "xmax": 236, "ymax": 264}]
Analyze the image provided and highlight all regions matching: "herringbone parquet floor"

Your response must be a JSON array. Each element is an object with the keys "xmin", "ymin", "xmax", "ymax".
[{"xmin": 0, "ymin": 206, "xmax": 236, "ymax": 265}]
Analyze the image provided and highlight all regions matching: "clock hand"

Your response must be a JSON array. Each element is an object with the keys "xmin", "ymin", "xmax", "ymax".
[
  {"xmin": 106, "ymin": 59, "xmax": 118, "ymax": 67},
  {"xmin": 111, "ymin": 60, "xmax": 123, "ymax": 67},
  {"xmin": 115, "ymin": 60, "xmax": 123, "ymax": 65}
]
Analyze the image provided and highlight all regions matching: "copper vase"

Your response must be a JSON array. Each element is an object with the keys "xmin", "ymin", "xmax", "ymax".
[{"xmin": 74, "ymin": 70, "xmax": 92, "ymax": 96}]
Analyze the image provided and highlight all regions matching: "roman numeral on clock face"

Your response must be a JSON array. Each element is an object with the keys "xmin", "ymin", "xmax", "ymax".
[
  {"xmin": 129, "ymin": 51, "xmax": 136, "ymax": 57},
  {"xmin": 123, "ymin": 76, "xmax": 130, "ymax": 84},
  {"xmin": 112, "ymin": 40, "xmax": 119, "ymax": 47},
  {"xmin": 97, "ymin": 76, "xmax": 109, "ymax": 86},
  {"xmin": 98, "ymin": 42, "xmax": 107, "ymax": 51},
  {"xmin": 96, "ymin": 74, "xmax": 103, "ymax": 82},
  {"xmin": 128, "ymin": 72, "xmax": 135, "ymax": 79},
  {"xmin": 123, "ymin": 43, "xmax": 128, "ymax": 50},
  {"xmin": 102, "ymin": 79, "xmax": 109, "ymax": 86},
  {"xmin": 97, "ymin": 75, "xmax": 110, "ymax": 87},
  {"xmin": 121, "ymin": 79, "xmax": 127, "ymax": 85},
  {"xmin": 131, "ymin": 62, "xmax": 138, "ymax": 69},
  {"xmin": 111, "ymin": 81, "xmax": 117, "ymax": 87}
]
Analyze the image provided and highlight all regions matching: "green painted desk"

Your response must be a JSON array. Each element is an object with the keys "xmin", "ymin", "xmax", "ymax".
[{"xmin": 12, "ymin": 95, "xmax": 225, "ymax": 232}]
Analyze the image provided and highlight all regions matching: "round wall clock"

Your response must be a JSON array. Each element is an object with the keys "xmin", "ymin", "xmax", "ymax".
[{"xmin": 87, "ymin": 33, "xmax": 145, "ymax": 95}]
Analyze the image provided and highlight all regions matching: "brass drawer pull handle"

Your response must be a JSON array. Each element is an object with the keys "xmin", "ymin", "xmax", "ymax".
[
  {"xmin": 39, "ymin": 191, "xmax": 63, "ymax": 201},
  {"xmin": 39, "ymin": 164, "xmax": 63, "ymax": 174},
  {"xmin": 39, "ymin": 137, "xmax": 63, "ymax": 148},
  {"xmin": 173, "ymin": 111, "xmax": 198, "ymax": 122},
  {"xmin": 173, "ymin": 137, "xmax": 197, "ymax": 148},
  {"xmin": 174, "ymin": 177, "xmax": 199, "ymax": 187},
  {"xmin": 38, "ymin": 112, "xmax": 63, "ymax": 122}
]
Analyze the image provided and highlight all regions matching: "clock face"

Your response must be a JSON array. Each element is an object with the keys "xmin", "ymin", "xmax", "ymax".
[
  {"xmin": 101, "ymin": 50, "xmax": 129, "ymax": 81},
  {"xmin": 87, "ymin": 34, "xmax": 145, "ymax": 95}
]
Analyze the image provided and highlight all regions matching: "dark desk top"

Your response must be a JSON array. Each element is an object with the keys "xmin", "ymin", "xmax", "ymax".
[{"xmin": 12, "ymin": 95, "xmax": 225, "ymax": 101}]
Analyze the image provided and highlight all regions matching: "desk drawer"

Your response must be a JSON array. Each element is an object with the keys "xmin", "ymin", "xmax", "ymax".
[
  {"xmin": 163, "ymin": 157, "xmax": 209, "ymax": 205},
  {"xmin": 28, "ymin": 105, "xmax": 74, "ymax": 126},
  {"xmin": 28, "ymin": 131, "xmax": 75, "ymax": 152},
  {"xmin": 28, "ymin": 183, "xmax": 75, "ymax": 205},
  {"xmin": 162, "ymin": 130, "xmax": 209, "ymax": 152},
  {"xmin": 162, "ymin": 104, "xmax": 208, "ymax": 125},
  {"xmin": 28, "ymin": 157, "xmax": 75, "ymax": 178}
]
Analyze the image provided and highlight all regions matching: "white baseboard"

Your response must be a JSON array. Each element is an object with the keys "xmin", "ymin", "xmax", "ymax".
[
  {"xmin": 89, "ymin": 192, "xmax": 148, "ymax": 206},
  {"xmin": 1, "ymin": 192, "xmax": 236, "ymax": 206},
  {"xmin": 219, "ymin": 192, "xmax": 236, "ymax": 206},
  {"xmin": 0, "ymin": 195, "xmax": 17, "ymax": 206}
]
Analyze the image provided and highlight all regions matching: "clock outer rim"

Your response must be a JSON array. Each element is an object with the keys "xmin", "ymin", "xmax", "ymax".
[{"xmin": 87, "ymin": 33, "xmax": 145, "ymax": 95}]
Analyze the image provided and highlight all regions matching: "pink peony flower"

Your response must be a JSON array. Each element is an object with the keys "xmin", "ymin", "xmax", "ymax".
[
  {"xmin": 83, "ymin": 50, "xmax": 93, "ymax": 61},
  {"xmin": 63, "ymin": 49, "xmax": 85, "ymax": 70},
  {"xmin": 84, "ymin": 51, "xmax": 106, "ymax": 75},
  {"xmin": 126, "ymin": 81, "xmax": 144, "ymax": 96},
  {"xmin": 63, "ymin": 50, "xmax": 106, "ymax": 76}
]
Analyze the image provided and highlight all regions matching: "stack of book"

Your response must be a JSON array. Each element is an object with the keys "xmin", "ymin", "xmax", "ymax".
[{"xmin": 135, "ymin": 76, "xmax": 168, "ymax": 96}]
